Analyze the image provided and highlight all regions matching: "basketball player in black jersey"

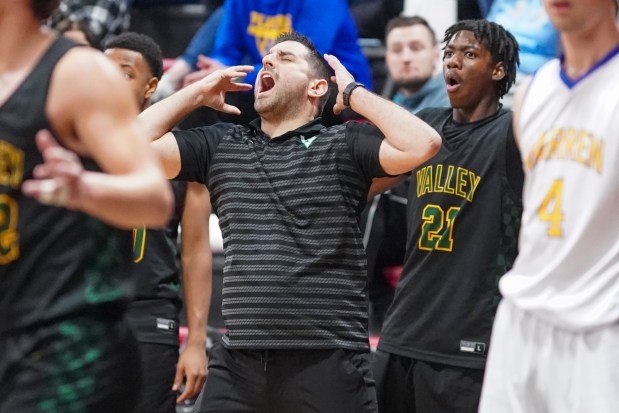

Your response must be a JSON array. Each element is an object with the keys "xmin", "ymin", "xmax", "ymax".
[
  {"xmin": 372, "ymin": 20, "xmax": 523, "ymax": 413},
  {"xmin": 104, "ymin": 32, "xmax": 212, "ymax": 412},
  {"xmin": 0, "ymin": 1, "xmax": 172, "ymax": 412}
]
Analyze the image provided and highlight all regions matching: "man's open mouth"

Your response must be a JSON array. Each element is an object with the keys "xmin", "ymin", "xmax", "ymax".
[{"xmin": 258, "ymin": 72, "xmax": 275, "ymax": 94}]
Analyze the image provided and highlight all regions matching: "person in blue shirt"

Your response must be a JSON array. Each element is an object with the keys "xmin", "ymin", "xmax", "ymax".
[{"xmin": 157, "ymin": 0, "xmax": 373, "ymax": 98}]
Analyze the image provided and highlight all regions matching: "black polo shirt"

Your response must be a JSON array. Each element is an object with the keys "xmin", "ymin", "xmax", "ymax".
[{"xmin": 174, "ymin": 118, "xmax": 387, "ymax": 350}]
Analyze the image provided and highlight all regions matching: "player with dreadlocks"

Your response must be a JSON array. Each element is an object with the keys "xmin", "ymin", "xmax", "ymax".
[{"xmin": 372, "ymin": 19, "xmax": 521, "ymax": 413}]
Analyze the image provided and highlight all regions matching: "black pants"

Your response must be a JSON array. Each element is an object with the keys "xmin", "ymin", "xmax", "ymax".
[
  {"xmin": 194, "ymin": 343, "xmax": 377, "ymax": 413},
  {"xmin": 372, "ymin": 350, "xmax": 484, "ymax": 413},
  {"xmin": 133, "ymin": 342, "xmax": 179, "ymax": 413},
  {"xmin": 0, "ymin": 317, "xmax": 141, "ymax": 413}
]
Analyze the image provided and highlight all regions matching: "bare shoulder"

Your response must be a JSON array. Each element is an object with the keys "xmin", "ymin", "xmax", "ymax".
[
  {"xmin": 52, "ymin": 47, "xmax": 127, "ymax": 98},
  {"xmin": 47, "ymin": 47, "xmax": 137, "ymax": 146}
]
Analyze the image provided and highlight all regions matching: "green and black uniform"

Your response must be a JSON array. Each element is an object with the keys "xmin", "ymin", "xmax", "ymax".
[
  {"xmin": 0, "ymin": 36, "xmax": 139, "ymax": 413},
  {"xmin": 374, "ymin": 107, "xmax": 524, "ymax": 413},
  {"xmin": 126, "ymin": 180, "xmax": 187, "ymax": 413}
]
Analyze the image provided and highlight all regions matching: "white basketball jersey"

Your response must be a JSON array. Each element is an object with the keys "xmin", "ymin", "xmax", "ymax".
[{"xmin": 500, "ymin": 47, "xmax": 619, "ymax": 330}]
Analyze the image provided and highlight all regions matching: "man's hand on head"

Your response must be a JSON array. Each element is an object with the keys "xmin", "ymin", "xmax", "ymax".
[{"xmin": 324, "ymin": 53, "xmax": 356, "ymax": 115}]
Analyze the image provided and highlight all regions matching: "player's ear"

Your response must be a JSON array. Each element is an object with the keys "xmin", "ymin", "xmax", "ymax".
[
  {"xmin": 145, "ymin": 77, "xmax": 159, "ymax": 101},
  {"xmin": 492, "ymin": 61, "xmax": 506, "ymax": 82},
  {"xmin": 308, "ymin": 78, "xmax": 329, "ymax": 99}
]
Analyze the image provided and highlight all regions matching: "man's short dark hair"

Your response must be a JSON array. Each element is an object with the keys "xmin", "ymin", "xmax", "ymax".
[
  {"xmin": 443, "ymin": 19, "xmax": 520, "ymax": 99},
  {"xmin": 273, "ymin": 32, "xmax": 331, "ymax": 116},
  {"xmin": 104, "ymin": 32, "xmax": 164, "ymax": 80},
  {"xmin": 385, "ymin": 15, "xmax": 437, "ymax": 45},
  {"xmin": 31, "ymin": 0, "xmax": 60, "ymax": 20}
]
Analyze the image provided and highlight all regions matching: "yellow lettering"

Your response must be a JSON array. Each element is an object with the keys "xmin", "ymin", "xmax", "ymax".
[
  {"xmin": 0, "ymin": 141, "xmax": 25, "ymax": 188},
  {"xmin": 590, "ymin": 138, "xmax": 603, "ymax": 174},
  {"xmin": 417, "ymin": 164, "xmax": 480, "ymax": 202},
  {"xmin": 559, "ymin": 128, "xmax": 575, "ymax": 161},
  {"xmin": 575, "ymin": 130, "xmax": 589, "ymax": 167},
  {"xmin": 544, "ymin": 128, "xmax": 561, "ymax": 160},
  {"xmin": 455, "ymin": 167, "xmax": 467, "ymax": 198},
  {"xmin": 467, "ymin": 171, "xmax": 481, "ymax": 202},
  {"xmin": 423, "ymin": 167, "xmax": 433, "ymax": 195},
  {"xmin": 433, "ymin": 164, "xmax": 444, "ymax": 192},
  {"xmin": 443, "ymin": 165, "xmax": 455, "ymax": 194},
  {"xmin": 525, "ymin": 132, "xmax": 546, "ymax": 171},
  {"xmin": 525, "ymin": 127, "xmax": 604, "ymax": 174},
  {"xmin": 247, "ymin": 13, "xmax": 293, "ymax": 56},
  {"xmin": 416, "ymin": 167, "xmax": 428, "ymax": 197}
]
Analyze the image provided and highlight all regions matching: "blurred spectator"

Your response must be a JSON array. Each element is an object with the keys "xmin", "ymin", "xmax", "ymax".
[
  {"xmin": 157, "ymin": 0, "xmax": 374, "ymax": 127},
  {"xmin": 158, "ymin": 0, "xmax": 373, "ymax": 96},
  {"xmin": 384, "ymin": 15, "xmax": 449, "ymax": 113},
  {"xmin": 486, "ymin": 0, "xmax": 560, "ymax": 107},
  {"xmin": 49, "ymin": 0, "xmax": 131, "ymax": 46},
  {"xmin": 52, "ymin": 16, "xmax": 102, "ymax": 49},
  {"xmin": 362, "ymin": 15, "xmax": 449, "ymax": 334}
]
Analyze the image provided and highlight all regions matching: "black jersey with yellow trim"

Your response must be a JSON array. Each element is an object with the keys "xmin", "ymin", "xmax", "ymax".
[{"xmin": 378, "ymin": 107, "xmax": 523, "ymax": 369}]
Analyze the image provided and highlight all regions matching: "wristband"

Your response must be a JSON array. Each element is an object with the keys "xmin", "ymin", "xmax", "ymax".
[{"xmin": 342, "ymin": 81, "xmax": 365, "ymax": 107}]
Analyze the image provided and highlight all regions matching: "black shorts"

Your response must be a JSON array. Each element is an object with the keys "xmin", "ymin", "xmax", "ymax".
[
  {"xmin": 372, "ymin": 349, "xmax": 484, "ymax": 413},
  {"xmin": 194, "ymin": 342, "xmax": 377, "ymax": 413},
  {"xmin": 133, "ymin": 342, "xmax": 179, "ymax": 413},
  {"xmin": 0, "ymin": 316, "xmax": 141, "ymax": 413}
]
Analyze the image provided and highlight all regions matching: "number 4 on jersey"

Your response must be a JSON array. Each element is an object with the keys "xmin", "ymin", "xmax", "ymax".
[{"xmin": 538, "ymin": 179, "xmax": 564, "ymax": 237}]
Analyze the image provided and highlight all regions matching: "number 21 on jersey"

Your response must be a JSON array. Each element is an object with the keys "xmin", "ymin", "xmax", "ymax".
[{"xmin": 418, "ymin": 204, "xmax": 460, "ymax": 252}]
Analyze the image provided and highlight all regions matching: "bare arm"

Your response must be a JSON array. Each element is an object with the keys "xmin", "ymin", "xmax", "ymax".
[
  {"xmin": 324, "ymin": 54, "xmax": 441, "ymax": 176},
  {"xmin": 174, "ymin": 182, "xmax": 212, "ymax": 402},
  {"xmin": 137, "ymin": 65, "xmax": 254, "ymax": 180},
  {"xmin": 23, "ymin": 48, "xmax": 173, "ymax": 228},
  {"xmin": 139, "ymin": 65, "xmax": 254, "ymax": 142}
]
